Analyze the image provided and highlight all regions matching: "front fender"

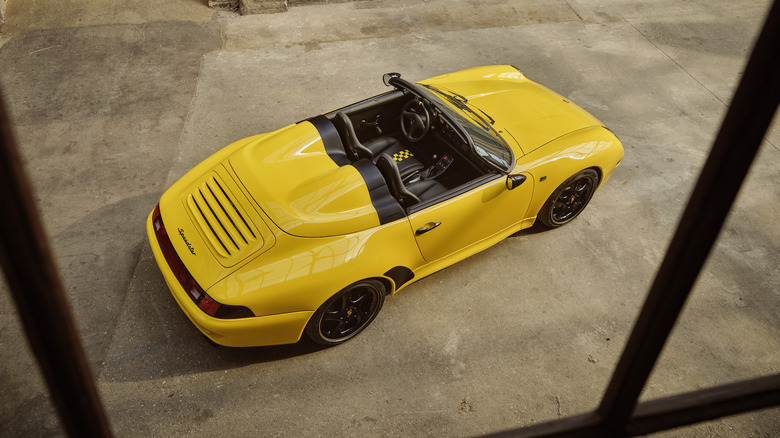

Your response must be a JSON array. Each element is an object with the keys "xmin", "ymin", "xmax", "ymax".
[{"xmin": 516, "ymin": 126, "xmax": 623, "ymax": 218}]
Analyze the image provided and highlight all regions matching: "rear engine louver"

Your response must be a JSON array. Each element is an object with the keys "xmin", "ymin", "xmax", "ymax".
[{"xmin": 185, "ymin": 174, "xmax": 261, "ymax": 260}]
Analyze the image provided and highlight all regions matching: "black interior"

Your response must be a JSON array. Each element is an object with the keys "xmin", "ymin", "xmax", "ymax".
[
  {"xmin": 326, "ymin": 90, "xmax": 489, "ymax": 208},
  {"xmin": 333, "ymin": 112, "xmax": 424, "ymax": 179}
]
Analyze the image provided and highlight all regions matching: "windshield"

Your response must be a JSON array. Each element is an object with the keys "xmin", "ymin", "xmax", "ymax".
[{"xmin": 417, "ymin": 83, "xmax": 514, "ymax": 172}]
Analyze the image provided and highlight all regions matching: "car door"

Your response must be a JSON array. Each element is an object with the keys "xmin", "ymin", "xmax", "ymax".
[{"xmin": 408, "ymin": 173, "xmax": 534, "ymax": 262}]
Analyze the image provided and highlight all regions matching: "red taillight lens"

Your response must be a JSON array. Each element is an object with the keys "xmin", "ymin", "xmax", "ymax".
[
  {"xmin": 196, "ymin": 292, "xmax": 253, "ymax": 319},
  {"xmin": 152, "ymin": 204, "xmax": 254, "ymax": 320},
  {"xmin": 198, "ymin": 294, "xmax": 221, "ymax": 316}
]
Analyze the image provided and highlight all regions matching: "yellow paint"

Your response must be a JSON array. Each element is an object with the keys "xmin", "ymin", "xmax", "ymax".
[
  {"xmin": 409, "ymin": 174, "xmax": 534, "ymax": 262},
  {"xmin": 229, "ymin": 122, "xmax": 380, "ymax": 237},
  {"xmin": 148, "ymin": 65, "xmax": 624, "ymax": 347}
]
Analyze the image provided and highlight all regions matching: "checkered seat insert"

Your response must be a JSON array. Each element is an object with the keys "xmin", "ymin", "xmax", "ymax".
[
  {"xmin": 363, "ymin": 137, "xmax": 424, "ymax": 179},
  {"xmin": 334, "ymin": 112, "xmax": 424, "ymax": 179}
]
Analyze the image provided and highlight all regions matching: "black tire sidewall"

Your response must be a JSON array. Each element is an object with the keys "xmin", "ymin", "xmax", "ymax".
[
  {"xmin": 305, "ymin": 280, "xmax": 386, "ymax": 346},
  {"xmin": 539, "ymin": 169, "xmax": 599, "ymax": 228}
]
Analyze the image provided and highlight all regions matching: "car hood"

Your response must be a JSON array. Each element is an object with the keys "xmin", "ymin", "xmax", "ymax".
[
  {"xmin": 420, "ymin": 67, "xmax": 601, "ymax": 155},
  {"xmin": 229, "ymin": 122, "xmax": 380, "ymax": 238}
]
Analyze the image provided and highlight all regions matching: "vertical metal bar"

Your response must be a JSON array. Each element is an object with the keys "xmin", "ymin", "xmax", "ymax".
[
  {"xmin": 0, "ymin": 89, "xmax": 113, "ymax": 436},
  {"xmin": 596, "ymin": 0, "xmax": 780, "ymax": 434}
]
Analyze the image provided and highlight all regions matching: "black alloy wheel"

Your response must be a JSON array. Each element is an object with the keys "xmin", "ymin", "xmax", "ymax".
[
  {"xmin": 306, "ymin": 280, "xmax": 385, "ymax": 346},
  {"xmin": 539, "ymin": 169, "xmax": 599, "ymax": 228}
]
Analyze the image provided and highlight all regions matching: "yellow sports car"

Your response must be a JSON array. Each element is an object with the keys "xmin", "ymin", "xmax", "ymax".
[{"xmin": 147, "ymin": 65, "xmax": 623, "ymax": 347}]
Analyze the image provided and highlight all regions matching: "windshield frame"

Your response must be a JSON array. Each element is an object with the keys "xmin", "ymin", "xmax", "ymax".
[{"xmin": 388, "ymin": 76, "xmax": 514, "ymax": 173}]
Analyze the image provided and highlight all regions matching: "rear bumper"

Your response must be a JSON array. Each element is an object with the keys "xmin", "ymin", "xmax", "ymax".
[{"xmin": 146, "ymin": 209, "xmax": 312, "ymax": 347}]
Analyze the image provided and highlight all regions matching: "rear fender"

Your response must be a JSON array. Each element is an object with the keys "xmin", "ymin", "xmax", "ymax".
[{"xmin": 206, "ymin": 217, "xmax": 424, "ymax": 318}]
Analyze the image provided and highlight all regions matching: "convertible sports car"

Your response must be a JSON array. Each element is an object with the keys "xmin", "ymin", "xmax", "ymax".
[{"xmin": 147, "ymin": 65, "xmax": 623, "ymax": 347}]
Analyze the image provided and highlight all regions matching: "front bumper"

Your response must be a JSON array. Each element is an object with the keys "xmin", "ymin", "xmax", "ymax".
[
  {"xmin": 599, "ymin": 142, "xmax": 624, "ymax": 187},
  {"xmin": 146, "ymin": 209, "xmax": 312, "ymax": 347}
]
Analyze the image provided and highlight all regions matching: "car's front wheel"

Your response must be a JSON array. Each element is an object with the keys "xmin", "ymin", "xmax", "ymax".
[
  {"xmin": 305, "ymin": 280, "xmax": 386, "ymax": 346},
  {"xmin": 538, "ymin": 169, "xmax": 599, "ymax": 228}
]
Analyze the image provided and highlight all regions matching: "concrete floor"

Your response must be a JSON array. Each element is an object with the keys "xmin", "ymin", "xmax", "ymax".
[{"xmin": 1, "ymin": 0, "xmax": 778, "ymax": 436}]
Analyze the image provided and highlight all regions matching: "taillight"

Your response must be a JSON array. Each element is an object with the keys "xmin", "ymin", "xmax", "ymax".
[
  {"xmin": 152, "ymin": 204, "xmax": 254, "ymax": 319},
  {"xmin": 197, "ymin": 293, "xmax": 254, "ymax": 319}
]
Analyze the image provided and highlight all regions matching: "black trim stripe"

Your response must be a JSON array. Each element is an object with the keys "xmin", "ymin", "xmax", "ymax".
[
  {"xmin": 351, "ymin": 159, "xmax": 406, "ymax": 225},
  {"xmin": 306, "ymin": 115, "xmax": 351, "ymax": 166},
  {"xmin": 384, "ymin": 266, "xmax": 415, "ymax": 290}
]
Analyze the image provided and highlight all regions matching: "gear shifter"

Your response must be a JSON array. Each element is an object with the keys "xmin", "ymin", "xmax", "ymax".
[
  {"xmin": 402, "ymin": 154, "xmax": 453, "ymax": 185},
  {"xmin": 421, "ymin": 154, "xmax": 453, "ymax": 179}
]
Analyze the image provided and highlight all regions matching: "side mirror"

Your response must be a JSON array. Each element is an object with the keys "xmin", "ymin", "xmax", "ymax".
[
  {"xmin": 383, "ymin": 72, "xmax": 401, "ymax": 87},
  {"xmin": 506, "ymin": 174, "xmax": 527, "ymax": 190}
]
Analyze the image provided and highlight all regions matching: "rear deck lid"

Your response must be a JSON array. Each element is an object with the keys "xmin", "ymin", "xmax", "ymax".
[
  {"xmin": 228, "ymin": 122, "xmax": 382, "ymax": 237},
  {"xmin": 178, "ymin": 165, "xmax": 276, "ymax": 269}
]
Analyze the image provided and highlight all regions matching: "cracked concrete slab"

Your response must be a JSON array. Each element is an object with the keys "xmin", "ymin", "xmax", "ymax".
[
  {"xmin": 221, "ymin": 0, "xmax": 581, "ymax": 50},
  {"xmin": 1, "ymin": 0, "xmax": 214, "ymax": 34},
  {"xmin": 1, "ymin": 18, "xmax": 222, "ymax": 367},
  {"xmin": 0, "ymin": 0, "xmax": 778, "ymax": 436},
  {"xmin": 0, "ymin": 17, "xmax": 221, "ymax": 437}
]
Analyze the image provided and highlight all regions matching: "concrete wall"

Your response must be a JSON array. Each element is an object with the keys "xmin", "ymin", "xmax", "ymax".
[
  {"xmin": 1, "ymin": 0, "xmax": 7, "ymax": 25},
  {"xmin": 232, "ymin": 0, "xmax": 359, "ymax": 14}
]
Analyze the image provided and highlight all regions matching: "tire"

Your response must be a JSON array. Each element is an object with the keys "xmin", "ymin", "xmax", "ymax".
[
  {"xmin": 538, "ymin": 169, "xmax": 599, "ymax": 228},
  {"xmin": 305, "ymin": 280, "xmax": 386, "ymax": 346}
]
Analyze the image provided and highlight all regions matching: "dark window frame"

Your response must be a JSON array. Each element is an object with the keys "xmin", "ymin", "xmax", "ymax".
[
  {"xmin": 488, "ymin": 0, "xmax": 780, "ymax": 435},
  {"xmin": 0, "ymin": 1, "xmax": 778, "ymax": 437}
]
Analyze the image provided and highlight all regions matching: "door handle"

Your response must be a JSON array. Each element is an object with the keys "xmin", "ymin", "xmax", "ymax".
[{"xmin": 416, "ymin": 222, "xmax": 441, "ymax": 235}]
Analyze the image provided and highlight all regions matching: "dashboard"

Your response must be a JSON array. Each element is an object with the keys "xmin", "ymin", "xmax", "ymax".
[{"xmin": 430, "ymin": 105, "xmax": 466, "ymax": 149}]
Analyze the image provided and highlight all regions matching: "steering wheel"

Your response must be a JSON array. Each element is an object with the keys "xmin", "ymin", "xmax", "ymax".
[{"xmin": 400, "ymin": 100, "xmax": 431, "ymax": 142}]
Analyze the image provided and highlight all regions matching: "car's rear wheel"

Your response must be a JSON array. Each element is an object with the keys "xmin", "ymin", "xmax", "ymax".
[
  {"xmin": 306, "ymin": 280, "xmax": 385, "ymax": 346},
  {"xmin": 538, "ymin": 169, "xmax": 599, "ymax": 228}
]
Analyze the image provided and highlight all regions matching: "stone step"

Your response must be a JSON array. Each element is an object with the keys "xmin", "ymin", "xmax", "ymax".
[{"xmin": 219, "ymin": 0, "xmax": 363, "ymax": 15}]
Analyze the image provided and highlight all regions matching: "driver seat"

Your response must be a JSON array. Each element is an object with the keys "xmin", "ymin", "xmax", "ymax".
[
  {"xmin": 334, "ymin": 112, "xmax": 423, "ymax": 179},
  {"xmin": 376, "ymin": 154, "xmax": 447, "ymax": 209}
]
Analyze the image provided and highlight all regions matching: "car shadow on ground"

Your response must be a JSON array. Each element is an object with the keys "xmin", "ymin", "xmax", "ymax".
[
  {"xmin": 99, "ymin": 321, "xmax": 335, "ymax": 383},
  {"xmin": 99, "ymin": 221, "xmax": 554, "ymax": 384},
  {"xmin": 509, "ymin": 221, "xmax": 550, "ymax": 237},
  {"xmin": 98, "ymin": 247, "xmax": 338, "ymax": 383},
  {"xmin": 203, "ymin": 335, "xmax": 330, "ymax": 362}
]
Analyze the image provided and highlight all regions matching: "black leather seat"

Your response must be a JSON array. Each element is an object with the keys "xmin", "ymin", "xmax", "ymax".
[
  {"xmin": 376, "ymin": 154, "xmax": 447, "ymax": 208},
  {"xmin": 334, "ymin": 112, "xmax": 424, "ymax": 179}
]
